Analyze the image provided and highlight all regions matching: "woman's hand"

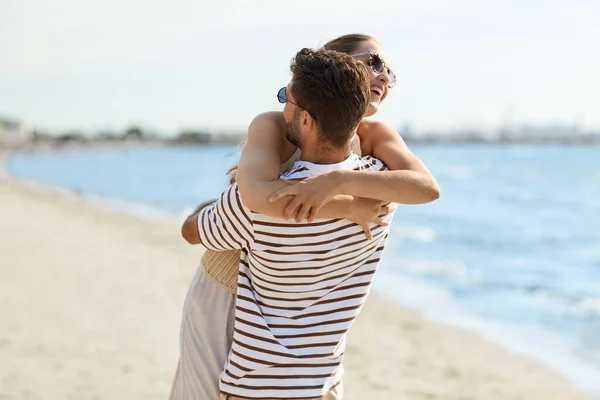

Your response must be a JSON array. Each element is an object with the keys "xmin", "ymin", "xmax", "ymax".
[
  {"xmin": 267, "ymin": 172, "xmax": 342, "ymax": 222},
  {"xmin": 347, "ymin": 198, "xmax": 397, "ymax": 240},
  {"xmin": 267, "ymin": 171, "xmax": 397, "ymax": 238}
]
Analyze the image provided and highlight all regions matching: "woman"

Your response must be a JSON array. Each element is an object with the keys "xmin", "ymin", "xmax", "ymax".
[{"xmin": 171, "ymin": 34, "xmax": 440, "ymax": 400}]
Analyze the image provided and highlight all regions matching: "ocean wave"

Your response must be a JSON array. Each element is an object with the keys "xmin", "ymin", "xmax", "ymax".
[
  {"xmin": 392, "ymin": 226, "xmax": 437, "ymax": 242},
  {"xmin": 386, "ymin": 256, "xmax": 600, "ymax": 320},
  {"xmin": 373, "ymin": 270, "xmax": 600, "ymax": 394},
  {"xmin": 579, "ymin": 297, "xmax": 600, "ymax": 315},
  {"xmin": 474, "ymin": 281, "xmax": 600, "ymax": 318},
  {"xmin": 9, "ymin": 177, "xmax": 182, "ymax": 223},
  {"xmin": 436, "ymin": 164, "xmax": 473, "ymax": 180},
  {"xmin": 391, "ymin": 257, "xmax": 469, "ymax": 281}
]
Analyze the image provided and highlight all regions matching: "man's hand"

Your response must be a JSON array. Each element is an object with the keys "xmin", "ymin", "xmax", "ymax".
[
  {"xmin": 347, "ymin": 197, "xmax": 397, "ymax": 240},
  {"xmin": 267, "ymin": 172, "xmax": 342, "ymax": 223},
  {"xmin": 182, "ymin": 198, "xmax": 217, "ymax": 244}
]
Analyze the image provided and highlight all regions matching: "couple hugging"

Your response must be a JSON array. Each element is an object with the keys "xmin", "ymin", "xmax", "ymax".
[{"xmin": 172, "ymin": 34, "xmax": 440, "ymax": 400}]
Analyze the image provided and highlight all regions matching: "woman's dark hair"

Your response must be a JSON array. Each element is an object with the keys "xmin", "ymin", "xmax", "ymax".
[{"xmin": 321, "ymin": 33, "xmax": 378, "ymax": 55}]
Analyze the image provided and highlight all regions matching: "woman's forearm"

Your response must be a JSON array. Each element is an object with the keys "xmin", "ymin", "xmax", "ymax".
[
  {"xmin": 356, "ymin": 120, "xmax": 440, "ymax": 204},
  {"xmin": 335, "ymin": 169, "xmax": 440, "ymax": 205}
]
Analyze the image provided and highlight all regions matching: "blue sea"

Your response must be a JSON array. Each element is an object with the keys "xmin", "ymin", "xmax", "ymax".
[{"xmin": 6, "ymin": 145, "xmax": 600, "ymax": 393}]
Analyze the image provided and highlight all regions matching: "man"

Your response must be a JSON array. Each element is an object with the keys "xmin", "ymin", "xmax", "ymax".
[{"xmin": 182, "ymin": 48, "xmax": 401, "ymax": 400}]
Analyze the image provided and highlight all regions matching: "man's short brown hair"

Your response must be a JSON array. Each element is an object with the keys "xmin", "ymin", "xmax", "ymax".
[{"xmin": 290, "ymin": 48, "xmax": 370, "ymax": 148}]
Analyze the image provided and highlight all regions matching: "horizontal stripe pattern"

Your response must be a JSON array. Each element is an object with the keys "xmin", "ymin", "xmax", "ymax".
[{"xmin": 198, "ymin": 154, "xmax": 395, "ymax": 399}]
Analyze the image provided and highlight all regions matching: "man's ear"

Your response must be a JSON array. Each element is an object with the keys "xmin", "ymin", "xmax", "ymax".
[{"xmin": 302, "ymin": 111, "xmax": 317, "ymax": 129}]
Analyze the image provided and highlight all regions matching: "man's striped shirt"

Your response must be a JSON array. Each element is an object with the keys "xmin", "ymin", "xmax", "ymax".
[{"xmin": 197, "ymin": 153, "xmax": 395, "ymax": 399}]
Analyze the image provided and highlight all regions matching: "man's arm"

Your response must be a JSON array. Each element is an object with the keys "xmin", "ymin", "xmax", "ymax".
[
  {"xmin": 181, "ymin": 199, "xmax": 216, "ymax": 244},
  {"xmin": 181, "ymin": 184, "xmax": 253, "ymax": 250}
]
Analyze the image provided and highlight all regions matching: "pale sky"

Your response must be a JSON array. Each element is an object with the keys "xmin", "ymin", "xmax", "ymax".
[{"xmin": 1, "ymin": 0, "xmax": 599, "ymax": 135}]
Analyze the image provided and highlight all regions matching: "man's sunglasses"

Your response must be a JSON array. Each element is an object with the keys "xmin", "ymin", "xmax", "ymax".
[
  {"xmin": 277, "ymin": 87, "xmax": 317, "ymax": 120},
  {"xmin": 351, "ymin": 51, "xmax": 396, "ymax": 89}
]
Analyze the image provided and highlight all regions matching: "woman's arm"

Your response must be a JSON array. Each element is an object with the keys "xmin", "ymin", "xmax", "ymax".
[
  {"xmin": 235, "ymin": 111, "xmax": 289, "ymax": 213},
  {"xmin": 236, "ymin": 112, "xmax": 389, "ymax": 231},
  {"xmin": 346, "ymin": 119, "xmax": 440, "ymax": 203},
  {"xmin": 358, "ymin": 120, "xmax": 432, "ymax": 174},
  {"xmin": 268, "ymin": 120, "xmax": 440, "ymax": 221}
]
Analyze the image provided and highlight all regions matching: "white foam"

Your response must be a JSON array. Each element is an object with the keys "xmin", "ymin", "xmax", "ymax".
[
  {"xmin": 389, "ymin": 256, "xmax": 469, "ymax": 281},
  {"xmin": 9, "ymin": 177, "xmax": 183, "ymax": 224},
  {"xmin": 392, "ymin": 226, "xmax": 437, "ymax": 243},
  {"xmin": 580, "ymin": 297, "xmax": 600, "ymax": 315},
  {"xmin": 437, "ymin": 164, "xmax": 473, "ymax": 180},
  {"xmin": 82, "ymin": 192, "xmax": 181, "ymax": 222}
]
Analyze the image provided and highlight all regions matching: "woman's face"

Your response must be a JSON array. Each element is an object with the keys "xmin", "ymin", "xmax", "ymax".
[{"xmin": 350, "ymin": 40, "xmax": 394, "ymax": 117}]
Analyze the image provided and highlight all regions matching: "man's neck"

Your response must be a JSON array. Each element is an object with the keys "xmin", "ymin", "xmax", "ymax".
[{"xmin": 300, "ymin": 141, "xmax": 352, "ymax": 165}]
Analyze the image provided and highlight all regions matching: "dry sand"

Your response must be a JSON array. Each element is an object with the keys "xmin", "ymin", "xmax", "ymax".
[{"xmin": 0, "ymin": 177, "xmax": 595, "ymax": 400}]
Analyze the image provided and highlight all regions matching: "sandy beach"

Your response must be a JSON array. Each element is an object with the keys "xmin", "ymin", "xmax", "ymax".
[{"xmin": 0, "ymin": 175, "xmax": 595, "ymax": 400}]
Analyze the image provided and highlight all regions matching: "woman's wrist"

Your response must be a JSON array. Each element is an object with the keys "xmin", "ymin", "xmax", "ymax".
[{"xmin": 330, "ymin": 170, "xmax": 351, "ymax": 197}]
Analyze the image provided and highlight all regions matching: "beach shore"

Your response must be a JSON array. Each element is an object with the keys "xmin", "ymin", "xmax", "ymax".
[{"xmin": 0, "ymin": 175, "xmax": 595, "ymax": 400}]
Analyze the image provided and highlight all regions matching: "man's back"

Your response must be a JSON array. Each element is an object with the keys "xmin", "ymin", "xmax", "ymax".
[{"xmin": 197, "ymin": 153, "xmax": 396, "ymax": 399}]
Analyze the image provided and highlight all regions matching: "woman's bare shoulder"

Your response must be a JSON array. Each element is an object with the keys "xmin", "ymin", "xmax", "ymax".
[
  {"xmin": 357, "ymin": 120, "xmax": 401, "ymax": 156},
  {"xmin": 250, "ymin": 111, "xmax": 285, "ymax": 130},
  {"xmin": 248, "ymin": 111, "xmax": 296, "ymax": 163},
  {"xmin": 357, "ymin": 119, "xmax": 396, "ymax": 136}
]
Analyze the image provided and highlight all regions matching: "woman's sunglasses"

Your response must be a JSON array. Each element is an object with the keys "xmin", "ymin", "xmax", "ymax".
[
  {"xmin": 277, "ymin": 87, "xmax": 317, "ymax": 120},
  {"xmin": 351, "ymin": 51, "xmax": 396, "ymax": 89}
]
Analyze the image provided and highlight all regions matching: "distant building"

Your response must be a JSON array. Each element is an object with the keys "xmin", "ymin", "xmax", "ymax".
[{"xmin": 0, "ymin": 117, "xmax": 29, "ymax": 148}]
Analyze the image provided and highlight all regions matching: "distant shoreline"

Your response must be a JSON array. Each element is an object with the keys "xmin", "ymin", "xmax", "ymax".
[{"xmin": 3, "ymin": 136, "xmax": 599, "ymax": 155}]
